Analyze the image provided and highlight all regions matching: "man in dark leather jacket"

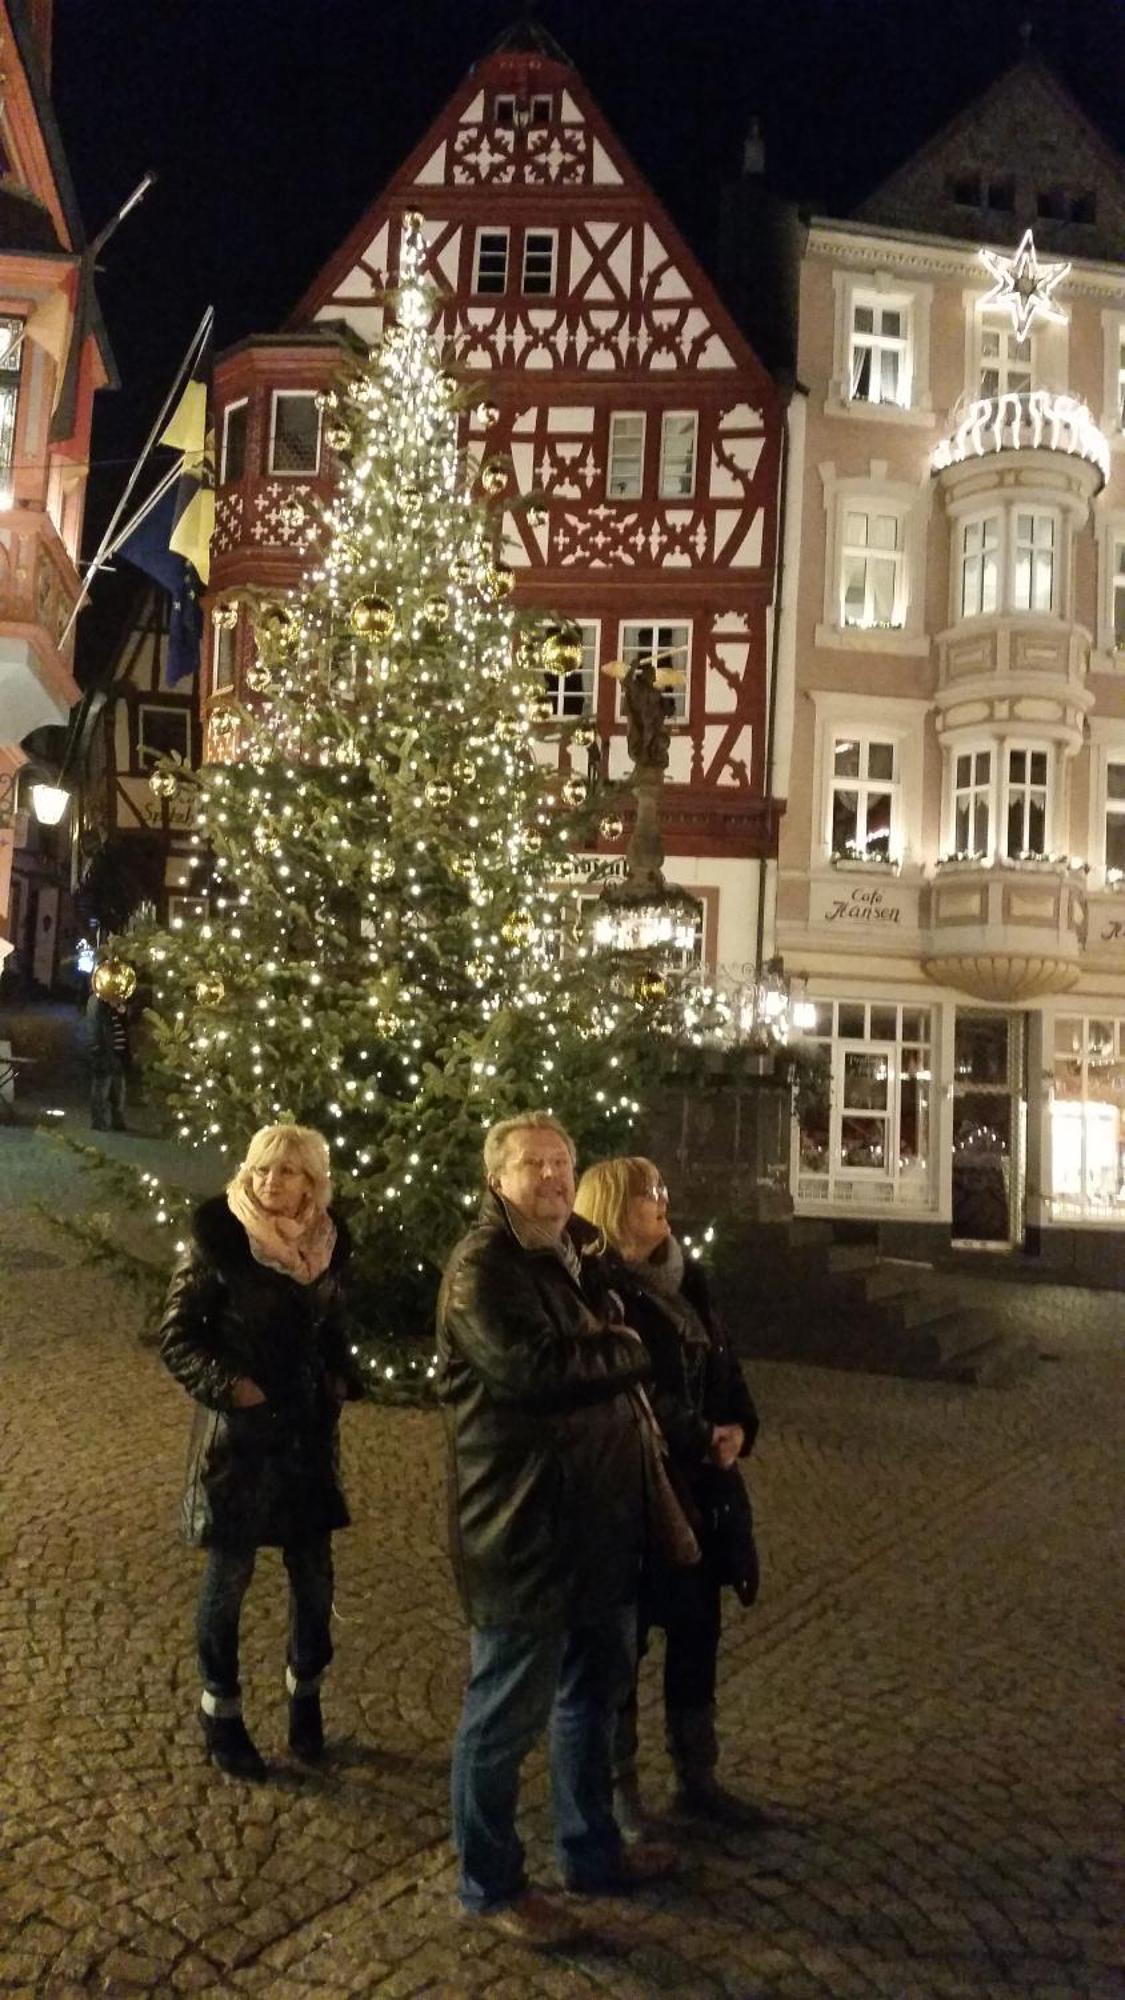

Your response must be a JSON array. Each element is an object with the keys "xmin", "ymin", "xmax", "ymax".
[{"xmin": 438, "ymin": 1113, "xmax": 677, "ymax": 1941}]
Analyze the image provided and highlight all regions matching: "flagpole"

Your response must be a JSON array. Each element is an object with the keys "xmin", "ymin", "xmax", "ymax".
[
  {"xmin": 98, "ymin": 457, "xmax": 183, "ymax": 563},
  {"xmin": 58, "ymin": 302, "xmax": 213, "ymax": 651},
  {"xmin": 5, "ymin": 174, "xmax": 159, "ymax": 376}
]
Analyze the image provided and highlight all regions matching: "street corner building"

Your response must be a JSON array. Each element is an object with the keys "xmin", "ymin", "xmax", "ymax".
[
  {"xmin": 772, "ymin": 50, "xmax": 1125, "ymax": 1278},
  {"xmin": 199, "ymin": 21, "xmax": 786, "ymax": 979}
]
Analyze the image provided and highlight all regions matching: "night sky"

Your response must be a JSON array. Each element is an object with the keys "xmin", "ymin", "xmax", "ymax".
[{"xmin": 49, "ymin": 0, "xmax": 1125, "ymax": 680}]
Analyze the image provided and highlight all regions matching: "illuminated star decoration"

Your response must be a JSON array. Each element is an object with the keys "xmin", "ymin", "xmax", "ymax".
[{"xmin": 979, "ymin": 228, "xmax": 1070, "ymax": 343}]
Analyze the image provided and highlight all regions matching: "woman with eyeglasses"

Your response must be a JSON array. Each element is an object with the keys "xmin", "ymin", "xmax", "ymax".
[{"xmin": 573, "ymin": 1155, "xmax": 763, "ymax": 1832}]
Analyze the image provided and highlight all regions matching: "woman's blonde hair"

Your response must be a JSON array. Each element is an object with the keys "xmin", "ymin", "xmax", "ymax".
[
  {"xmin": 572, "ymin": 1155, "xmax": 662, "ymax": 1255},
  {"xmin": 227, "ymin": 1123, "xmax": 332, "ymax": 1210}
]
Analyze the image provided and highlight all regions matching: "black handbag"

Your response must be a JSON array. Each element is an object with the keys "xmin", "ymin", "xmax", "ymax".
[{"xmin": 696, "ymin": 1462, "xmax": 760, "ymax": 1607}]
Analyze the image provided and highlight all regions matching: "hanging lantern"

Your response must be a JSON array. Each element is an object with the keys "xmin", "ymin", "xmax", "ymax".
[
  {"xmin": 91, "ymin": 957, "xmax": 137, "ymax": 1004},
  {"xmin": 479, "ymin": 458, "xmax": 509, "ymax": 496},
  {"xmin": 350, "ymin": 593, "xmax": 396, "ymax": 640},
  {"xmin": 195, "ymin": 973, "xmax": 226, "ymax": 1009},
  {"xmin": 149, "ymin": 768, "xmax": 178, "ymax": 800}
]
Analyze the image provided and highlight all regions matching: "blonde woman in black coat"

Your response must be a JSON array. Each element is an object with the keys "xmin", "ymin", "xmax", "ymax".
[
  {"xmin": 573, "ymin": 1155, "xmax": 764, "ymax": 1832},
  {"xmin": 159, "ymin": 1123, "xmax": 362, "ymax": 1781}
]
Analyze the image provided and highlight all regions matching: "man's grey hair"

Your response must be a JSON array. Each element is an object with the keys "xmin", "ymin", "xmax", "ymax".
[{"xmin": 483, "ymin": 1112, "xmax": 577, "ymax": 1179}]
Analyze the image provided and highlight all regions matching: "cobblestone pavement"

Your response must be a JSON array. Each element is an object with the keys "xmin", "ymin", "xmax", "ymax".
[{"xmin": 0, "ymin": 1137, "xmax": 1121, "ymax": 1999}]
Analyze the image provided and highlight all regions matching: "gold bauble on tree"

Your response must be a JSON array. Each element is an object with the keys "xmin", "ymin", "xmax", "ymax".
[
  {"xmin": 325, "ymin": 421, "xmax": 351, "ymax": 453},
  {"xmin": 479, "ymin": 402, "xmax": 501, "ymax": 429},
  {"xmin": 523, "ymin": 827, "xmax": 543, "ymax": 854},
  {"xmin": 369, "ymin": 850, "xmax": 394, "ymax": 883},
  {"xmin": 399, "ymin": 485, "xmax": 423, "ymax": 517},
  {"xmin": 449, "ymin": 558, "xmax": 477, "ymax": 589},
  {"xmin": 501, "ymin": 911, "xmax": 535, "ymax": 948},
  {"xmin": 453, "ymin": 756, "xmax": 477, "ymax": 783},
  {"xmin": 252, "ymin": 817, "xmax": 281, "ymax": 855},
  {"xmin": 542, "ymin": 629, "xmax": 583, "ymax": 672},
  {"xmin": 91, "ymin": 957, "xmax": 137, "ymax": 1004},
  {"xmin": 561, "ymin": 775, "xmax": 587, "ymax": 808},
  {"xmin": 424, "ymin": 778, "xmax": 453, "ymax": 807},
  {"xmin": 315, "ymin": 388, "xmax": 339, "ymax": 414},
  {"xmin": 600, "ymin": 813, "xmax": 625, "ymax": 841},
  {"xmin": 479, "ymin": 458, "xmax": 509, "ymax": 496},
  {"xmin": 211, "ymin": 600, "xmax": 238, "ymax": 632},
  {"xmin": 195, "ymin": 973, "xmax": 226, "ymax": 1009},
  {"xmin": 571, "ymin": 721, "xmax": 598, "ymax": 748},
  {"xmin": 487, "ymin": 562, "xmax": 515, "ymax": 599},
  {"xmin": 529, "ymin": 696, "xmax": 556, "ymax": 724},
  {"xmin": 636, "ymin": 971, "xmax": 668, "ymax": 1004},
  {"xmin": 259, "ymin": 600, "xmax": 295, "ymax": 636},
  {"xmin": 149, "ymin": 768, "xmax": 178, "ymax": 800},
  {"xmin": 350, "ymin": 593, "xmax": 396, "ymax": 640},
  {"xmin": 245, "ymin": 660, "xmax": 272, "ymax": 693},
  {"xmin": 421, "ymin": 594, "xmax": 450, "ymax": 627}
]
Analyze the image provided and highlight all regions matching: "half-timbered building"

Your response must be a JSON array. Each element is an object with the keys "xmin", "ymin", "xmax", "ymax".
[{"xmin": 205, "ymin": 24, "xmax": 783, "ymax": 971}]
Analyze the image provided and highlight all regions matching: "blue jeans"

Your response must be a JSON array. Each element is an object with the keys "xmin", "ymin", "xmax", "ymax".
[
  {"xmin": 451, "ymin": 1606, "xmax": 636, "ymax": 1911},
  {"xmin": 196, "ymin": 1537, "xmax": 334, "ymax": 1700}
]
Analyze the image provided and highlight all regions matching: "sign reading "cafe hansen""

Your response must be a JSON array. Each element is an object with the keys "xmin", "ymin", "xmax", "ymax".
[{"xmin": 809, "ymin": 879, "xmax": 917, "ymax": 931}]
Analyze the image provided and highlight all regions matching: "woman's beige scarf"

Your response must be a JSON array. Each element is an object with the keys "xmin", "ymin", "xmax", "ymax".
[{"xmin": 227, "ymin": 1180, "xmax": 336, "ymax": 1285}]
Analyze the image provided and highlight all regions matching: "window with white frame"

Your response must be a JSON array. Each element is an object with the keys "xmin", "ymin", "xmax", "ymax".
[
  {"xmin": 1106, "ymin": 762, "xmax": 1125, "ymax": 877},
  {"xmin": 849, "ymin": 296, "xmax": 910, "ymax": 407},
  {"xmin": 979, "ymin": 316, "xmax": 1033, "ymax": 398},
  {"xmin": 1050, "ymin": 1015, "xmax": 1125, "ymax": 1219},
  {"xmin": 1005, "ymin": 746, "xmax": 1049, "ymax": 856},
  {"xmin": 658, "ymin": 413, "xmax": 697, "ymax": 498},
  {"xmin": 1118, "ymin": 329, "xmax": 1125, "ymax": 430},
  {"xmin": 797, "ymin": 1000, "xmax": 933, "ymax": 1207},
  {"xmin": 619, "ymin": 621, "xmax": 689, "ymax": 721},
  {"xmin": 829, "ymin": 735, "xmax": 896, "ymax": 859},
  {"xmin": 841, "ymin": 508, "xmax": 904, "ymax": 628},
  {"xmin": 220, "ymin": 400, "xmax": 247, "ymax": 484},
  {"xmin": 473, "ymin": 227, "xmax": 509, "ymax": 294},
  {"xmin": 137, "ymin": 704, "xmax": 190, "ymax": 769},
  {"xmin": 0, "ymin": 314, "xmax": 23, "ymax": 483},
  {"xmin": 960, "ymin": 515, "xmax": 1001, "ymax": 617},
  {"xmin": 269, "ymin": 392, "xmax": 319, "ymax": 474},
  {"xmin": 607, "ymin": 413, "xmax": 645, "ymax": 499},
  {"xmin": 522, "ymin": 230, "xmax": 556, "ymax": 296},
  {"xmin": 1013, "ymin": 511, "xmax": 1056, "ymax": 613},
  {"xmin": 953, "ymin": 748, "xmax": 992, "ymax": 854},
  {"xmin": 212, "ymin": 620, "xmax": 236, "ymax": 694},
  {"xmin": 543, "ymin": 620, "xmax": 598, "ymax": 718}
]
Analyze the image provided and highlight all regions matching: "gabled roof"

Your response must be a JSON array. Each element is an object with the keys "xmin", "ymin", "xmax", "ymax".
[
  {"xmin": 855, "ymin": 54, "xmax": 1125, "ymax": 262},
  {"xmin": 486, "ymin": 18, "xmax": 570, "ymax": 63}
]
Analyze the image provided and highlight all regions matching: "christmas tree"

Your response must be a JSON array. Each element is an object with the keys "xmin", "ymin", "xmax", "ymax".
[{"xmin": 137, "ymin": 214, "xmax": 681, "ymax": 1382}]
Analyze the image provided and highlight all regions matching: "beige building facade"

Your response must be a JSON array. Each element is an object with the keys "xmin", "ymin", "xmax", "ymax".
[{"xmin": 775, "ymin": 58, "xmax": 1125, "ymax": 1274}]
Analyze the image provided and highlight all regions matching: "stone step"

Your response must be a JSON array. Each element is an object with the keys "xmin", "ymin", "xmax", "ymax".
[{"xmin": 936, "ymin": 1335, "xmax": 1040, "ymax": 1387}]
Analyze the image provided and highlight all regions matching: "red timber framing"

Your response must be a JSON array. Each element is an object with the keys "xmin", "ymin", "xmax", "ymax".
[{"xmin": 207, "ymin": 32, "xmax": 782, "ymax": 900}]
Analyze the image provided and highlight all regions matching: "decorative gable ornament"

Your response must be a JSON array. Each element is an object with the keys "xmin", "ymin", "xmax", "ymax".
[{"xmin": 978, "ymin": 229, "xmax": 1070, "ymax": 342}]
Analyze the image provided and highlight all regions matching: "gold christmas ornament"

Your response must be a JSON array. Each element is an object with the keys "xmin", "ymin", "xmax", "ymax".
[
  {"xmin": 479, "ymin": 402, "xmax": 501, "ymax": 429},
  {"xmin": 91, "ymin": 957, "xmax": 137, "ymax": 1004},
  {"xmin": 245, "ymin": 660, "xmax": 272, "ymax": 693},
  {"xmin": 542, "ymin": 630, "xmax": 584, "ymax": 672},
  {"xmin": 636, "ymin": 971, "xmax": 668, "ymax": 1004},
  {"xmin": 523, "ymin": 828, "xmax": 543, "ymax": 853},
  {"xmin": 149, "ymin": 768, "xmax": 178, "ymax": 800},
  {"xmin": 561, "ymin": 776, "xmax": 587, "ymax": 808},
  {"xmin": 400, "ymin": 484, "xmax": 423, "ymax": 517},
  {"xmin": 403, "ymin": 208, "xmax": 424, "ymax": 233},
  {"xmin": 421, "ymin": 594, "xmax": 450, "ymax": 627},
  {"xmin": 424, "ymin": 778, "xmax": 453, "ymax": 808},
  {"xmin": 211, "ymin": 600, "xmax": 238, "ymax": 632},
  {"xmin": 487, "ymin": 562, "xmax": 515, "ymax": 599},
  {"xmin": 252, "ymin": 817, "xmax": 281, "ymax": 855},
  {"xmin": 599, "ymin": 813, "xmax": 625, "ymax": 841},
  {"xmin": 259, "ymin": 600, "xmax": 296, "ymax": 636},
  {"xmin": 315, "ymin": 388, "xmax": 339, "ymax": 414},
  {"xmin": 449, "ymin": 557, "xmax": 477, "ymax": 589},
  {"xmin": 350, "ymin": 593, "xmax": 396, "ymax": 640},
  {"xmin": 479, "ymin": 457, "xmax": 509, "ymax": 496},
  {"xmin": 453, "ymin": 756, "xmax": 477, "ymax": 783},
  {"xmin": 526, "ymin": 505, "xmax": 549, "ymax": 528},
  {"xmin": 450, "ymin": 854, "xmax": 475, "ymax": 879},
  {"xmin": 494, "ymin": 714, "xmax": 522, "ymax": 743},
  {"xmin": 195, "ymin": 973, "xmax": 226, "ymax": 1009},
  {"xmin": 325, "ymin": 421, "xmax": 350, "ymax": 453},
  {"xmin": 501, "ymin": 911, "xmax": 535, "ymax": 948},
  {"xmin": 279, "ymin": 498, "xmax": 306, "ymax": 535},
  {"xmin": 530, "ymin": 697, "xmax": 556, "ymax": 724},
  {"xmin": 369, "ymin": 851, "xmax": 394, "ymax": 883}
]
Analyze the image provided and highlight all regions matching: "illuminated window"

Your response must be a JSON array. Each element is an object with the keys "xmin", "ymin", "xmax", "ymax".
[
  {"xmin": 268, "ymin": 392, "xmax": 320, "ymax": 474},
  {"xmin": 521, "ymin": 230, "xmax": 556, "ymax": 296},
  {"xmin": 607, "ymin": 413, "xmax": 645, "ymax": 499},
  {"xmin": 797, "ymin": 1000, "xmax": 933, "ymax": 1206},
  {"xmin": 1050, "ymin": 1016, "xmax": 1125, "ymax": 1219},
  {"xmin": 953, "ymin": 749, "xmax": 992, "ymax": 854},
  {"xmin": 219, "ymin": 400, "xmax": 247, "ymax": 484},
  {"xmin": 980, "ymin": 317, "xmax": 1033, "ymax": 398},
  {"xmin": 619, "ymin": 621, "xmax": 689, "ymax": 721},
  {"xmin": 658, "ymin": 413, "xmax": 698, "ymax": 498},
  {"xmin": 1114, "ymin": 539, "xmax": 1125, "ymax": 649},
  {"xmin": 473, "ymin": 228, "xmax": 509, "ymax": 294},
  {"xmin": 1118, "ymin": 331, "xmax": 1125, "ymax": 430},
  {"xmin": 1013, "ymin": 511, "xmax": 1055, "ymax": 613},
  {"xmin": 1106, "ymin": 763, "xmax": 1125, "ymax": 875},
  {"xmin": 960, "ymin": 515, "xmax": 1001, "ymax": 617},
  {"xmin": 1005, "ymin": 747, "xmax": 1049, "ymax": 856},
  {"xmin": 841, "ymin": 510, "xmax": 904, "ymax": 628},
  {"xmin": 543, "ymin": 620, "xmax": 598, "ymax": 718},
  {"xmin": 849, "ymin": 298, "xmax": 910, "ymax": 407},
  {"xmin": 829, "ymin": 735, "xmax": 896, "ymax": 859}
]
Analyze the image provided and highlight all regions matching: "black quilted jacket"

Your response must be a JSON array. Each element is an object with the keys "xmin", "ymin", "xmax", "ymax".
[
  {"xmin": 436, "ymin": 1195, "xmax": 652, "ymax": 1630},
  {"xmin": 158, "ymin": 1196, "xmax": 360, "ymax": 1550}
]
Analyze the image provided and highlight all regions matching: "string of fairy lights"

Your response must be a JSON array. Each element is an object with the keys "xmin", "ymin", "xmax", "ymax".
[{"xmin": 115, "ymin": 211, "xmax": 694, "ymax": 1366}]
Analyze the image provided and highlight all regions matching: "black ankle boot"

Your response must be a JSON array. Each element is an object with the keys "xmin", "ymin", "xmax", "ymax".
[
  {"xmin": 200, "ymin": 1709, "xmax": 267, "ymax": 1782},
  {"xmin": 288, "ymin": 1691, "xmax": 324, "ymax": 1762}
]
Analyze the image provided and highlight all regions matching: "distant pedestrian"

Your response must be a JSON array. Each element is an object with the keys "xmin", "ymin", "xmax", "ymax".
[
  {"xmin": 437, "ymin": 1112, "xmax": 678, "ymax": 1947},
  {"xmin": 574, "ymin": 1156, "xmax": 765, "ymax": 1831},
  {"xmin": 86, "ymin": 987, "xmax": 130, "ymax": 1130},
  {"xmin": 159, "ymin": 1124, "xmax": 362, "ymax": 1781}
]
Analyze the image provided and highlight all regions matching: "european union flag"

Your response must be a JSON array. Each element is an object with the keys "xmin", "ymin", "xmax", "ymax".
[{"xmin": 118, "ymin": 480, "xmax": 203, "ymax": 686}]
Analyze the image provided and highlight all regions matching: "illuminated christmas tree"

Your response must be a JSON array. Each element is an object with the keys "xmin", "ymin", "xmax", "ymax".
[{"xmin": 139, "ymin": 214, "xmax": 679, "ymax": 1378}]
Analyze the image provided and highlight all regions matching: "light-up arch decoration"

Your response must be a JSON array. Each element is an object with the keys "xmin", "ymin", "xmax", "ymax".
[{"xmin": 932, "ymin": 391, "xmax": 1110, "ymax": 485}]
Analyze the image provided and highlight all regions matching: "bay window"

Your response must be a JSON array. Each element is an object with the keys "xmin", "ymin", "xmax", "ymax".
[
  {"xmin": 1013, "ymin": 511, "xmax": 1055, "ymax": 613},
  {"xmin": 955, "ymin": 503, "xmax": 1060, "ymax": 621},
  {"xmin": 944, "ymin": 742, "xmax": 1054, "ymax": 859},
  {"xmin": 960, "ymin": 515, "xmax": 1000, "ymax": 617},
  {"xmin": 1005, "ymin": 747, "xmax": 1049, "ymax": 856},
  {"xmin": 953, "ymin": 749, "xmax": 991, "ymax": 854},
  {"xmin": 1106, "ymin": 761, "xmax": 1125, "ymax": 877}
]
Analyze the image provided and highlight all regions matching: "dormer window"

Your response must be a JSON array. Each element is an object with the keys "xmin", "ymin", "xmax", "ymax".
[
  {"xmin": 948, "ymin": 171, "xmax": 982, "ymax": 207},
  {"xmin": 494, "ymin": 91, "xmax": 552, "ymax": 129},
  {"xmin": 530, "ymin": 93, "xmax": 552, "ymax": 125},
  {"xmin": 494, "ymin": 95, "xmax": 516, "ymax": 128}
]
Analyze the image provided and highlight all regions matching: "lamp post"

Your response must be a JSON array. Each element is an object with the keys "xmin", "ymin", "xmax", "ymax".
[{"xmin": 0, "ymin": 766, "xmax": 71, "ymax": 829}]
